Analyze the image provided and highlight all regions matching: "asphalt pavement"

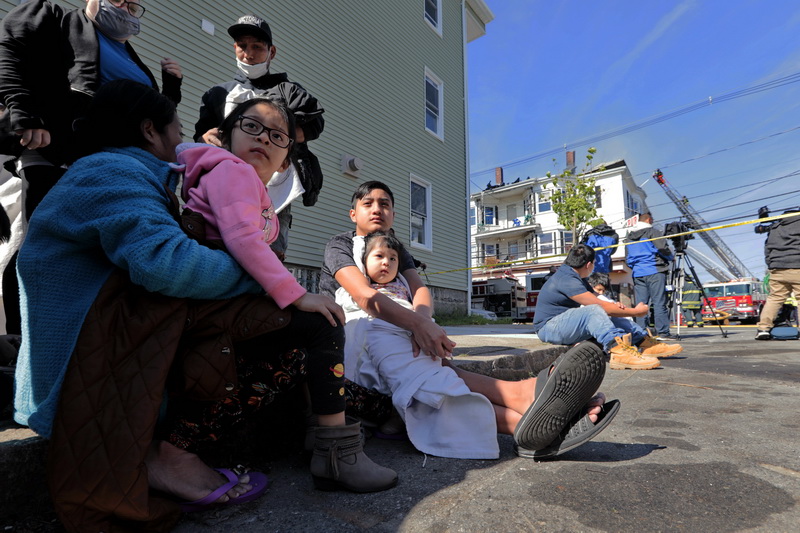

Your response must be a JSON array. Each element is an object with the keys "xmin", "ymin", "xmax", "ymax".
[{"xmin": 2, "ymin": 324, "xmax": 799, "ymax": 532}]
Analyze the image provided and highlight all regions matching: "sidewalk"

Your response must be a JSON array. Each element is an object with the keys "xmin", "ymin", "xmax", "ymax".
[
  {"xmin": 3, "ymin": 325, "xmax": 800, "ymax": 532},
  {"xmin": 0, "ymin": 324, "xmax": 563, "ymax": 529}
]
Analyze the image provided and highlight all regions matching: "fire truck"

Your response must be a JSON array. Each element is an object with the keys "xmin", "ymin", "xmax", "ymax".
[
  {"xmin": 700, "ymin": 280, "xmax": 767, "ymax": 323},
  {"xmin": 519, "ymin": 271, "xmax": 550, "ymax": 322},
  {"xmin": 471, "ymin": 276, "xmax": 526, "ymax": 319},
  {"xmin": 471, "ymin": 271, "xmax": 553, "ymax": 322}
]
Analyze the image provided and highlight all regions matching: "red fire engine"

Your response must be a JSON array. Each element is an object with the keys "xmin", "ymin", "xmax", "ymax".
[
  {"xmin": 521, "ymin": 271, "xmax": 549, "ymax": 322},
  {"xmin": 471, "ymin": 271, "xmax": 550, "ymax": 322},
  {"xmin": 700, "ymin": 280, "xmax": 767, "ymax": 323}
]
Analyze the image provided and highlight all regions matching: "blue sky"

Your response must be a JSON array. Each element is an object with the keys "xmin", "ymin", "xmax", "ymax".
[{"xmin": 467, "ymin": 0, "xmax": 800, "ymax": 281}]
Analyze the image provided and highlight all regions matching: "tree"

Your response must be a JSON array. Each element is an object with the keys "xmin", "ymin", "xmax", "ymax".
[{"xmin": 546, "ymin": 147, "xmax": 604, "ymax": 244}]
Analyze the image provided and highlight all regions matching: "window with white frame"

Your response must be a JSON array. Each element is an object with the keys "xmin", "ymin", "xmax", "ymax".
[
  {"xmin": 469, "ymin": 206, "xmax": 476, "ymax": 226},
  {"xmin": 625, "ymin": 190, "xmax": 640, "ymax": 219},
  {"xmin": 410, "ymin": 176, "xmax": 432, "ymax": 249},
  {"xmin": 537, "ymin": 189, "xmax": 552, "ymax": 213},
  {"xmin": 508, "ymin": 241, "xmax": 519, "ymax": 260},
  {"xmin": 482, "ymin": 205, "xmax": 497, "ymax": 225},
  {"xmin": 560, "ymin": 231, "xmax": 574, "ymax": 254},
  {"xmin": 483, "ymin": 243, "xmax": 499, "ymax": 260},
  {"xmin": 538, "ymin": 233, "xmax": 554, "ymax": 256},
  {"xmin": 424, "ymin": 0, "xmax": 442, "ymax": 34},
  {"xmin": 523, "ymin": 195, "xmax": 533, "ymax": 216},
  {"xmin": 506, "ymin": 204, "xmax": 517, "ymax": 223},
  {"xmin": 524, "ymin": 237, "xmax": 534, "ymax": 256},
  {"xmin": 424, "ymin": 69, "xmax": 443, "ymax": 138}
]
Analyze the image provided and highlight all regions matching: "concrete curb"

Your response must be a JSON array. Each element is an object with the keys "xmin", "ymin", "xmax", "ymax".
[
  {"xmin": 0, "ymin": 335, "xmax": 563, "ymax": 523},
  {"xmin": 452, "ymin": 344, "xmax": 568, "ymax": 381},
  {"xmin": 0, "ymin": 423, "xmax": 48, "ymax": 520}
]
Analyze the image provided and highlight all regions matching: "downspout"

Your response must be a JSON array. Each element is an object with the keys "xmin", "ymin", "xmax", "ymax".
[{"xmin": 462, "ymin": 0, "xmax": 472, "ymax": 315}]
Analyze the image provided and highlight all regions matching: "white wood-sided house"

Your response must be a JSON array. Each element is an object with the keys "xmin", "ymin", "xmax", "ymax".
[{"xmin": 469, "ymin": 157, "xmax": 650, "ymax": 304}]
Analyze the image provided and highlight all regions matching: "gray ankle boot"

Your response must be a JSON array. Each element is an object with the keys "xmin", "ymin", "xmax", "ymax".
[
  {"xmin": 310, "ymin": 422, "xmax": 398, "ymax": 493},
  {"xmin": 304, "ymin": 415, "xmax": 366, "ymax": 452}
]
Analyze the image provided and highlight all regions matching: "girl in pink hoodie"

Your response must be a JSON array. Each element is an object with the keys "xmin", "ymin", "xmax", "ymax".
[{"xmin": 176, "ymin": 97, "xmax": 398, "ymax": 494}]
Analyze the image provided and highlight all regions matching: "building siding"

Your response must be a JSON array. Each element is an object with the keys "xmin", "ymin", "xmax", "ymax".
[{"xmin": 0, "ymin": 0, "xmax": 477, "ymax": 307}]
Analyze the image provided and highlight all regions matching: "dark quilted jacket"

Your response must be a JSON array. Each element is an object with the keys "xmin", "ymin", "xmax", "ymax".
[{"xmin": 47, "ymin": 270, "xmax": 291, "ymax": 532}]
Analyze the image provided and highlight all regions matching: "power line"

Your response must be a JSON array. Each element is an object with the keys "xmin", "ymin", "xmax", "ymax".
[
  {"xmin": 681, "ymin": 189, "xmax": 800, "ymax": 218},
  {"xmin": 645, "ymin": 168, "xmax": 800, "ymax": 211},
  {"xmin": 472, "ymin": 121, "xmax": 800, "ymax": 203},
  {"xmin": 629, "ymin": 125, "xmax": 800, "ymax": 182},
  {"xmin": 471, "ymin": 71, "xmax": 800, "ymax": 178}
]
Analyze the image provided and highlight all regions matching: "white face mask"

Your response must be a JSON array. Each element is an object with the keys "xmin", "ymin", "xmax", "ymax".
[
  {"xmin": 236, "ymin": 57, "xmax": 270, "ymax": 80},
  {"xmin": 91, "ymin": 0, "xmax": 141, "ymax": 41}
]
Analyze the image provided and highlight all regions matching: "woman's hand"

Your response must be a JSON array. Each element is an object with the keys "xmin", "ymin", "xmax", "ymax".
[
  {"xmin": 161, "ymin": 57, "xmax": 183, "ymax": 79},
  {"xmin": 292, "ymin": 292, "xmax": 345, "ymax": 327}
]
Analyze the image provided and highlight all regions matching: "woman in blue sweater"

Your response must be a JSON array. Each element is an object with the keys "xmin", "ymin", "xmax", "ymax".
[{"xmin": 14, "ymin": 80, "xmax": 393, "ymax": 532}]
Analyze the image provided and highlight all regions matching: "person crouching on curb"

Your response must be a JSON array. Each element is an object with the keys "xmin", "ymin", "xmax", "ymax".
[{"xmin": 534, "ymin": 244, "xmax": 683, "ymax": 370}]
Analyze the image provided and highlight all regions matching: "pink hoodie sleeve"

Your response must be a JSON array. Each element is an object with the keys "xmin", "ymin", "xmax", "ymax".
[{"xmin": 201, "ymin": 159, "xmax": 306, "ymax": 308}]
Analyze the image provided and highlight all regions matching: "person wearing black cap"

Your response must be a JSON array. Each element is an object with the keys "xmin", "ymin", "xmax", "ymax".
[{"xmin": 194, "ymin": 14, "xmax": 325, "ymax": 259}]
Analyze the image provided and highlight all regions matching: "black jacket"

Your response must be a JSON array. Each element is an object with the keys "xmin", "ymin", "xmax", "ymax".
[
  {"xmin": 193, "ymin": 72, "xmax": 324, "ymax": 142},
  {"xmin": 0, "ymin": 0, "xmax": 181, "ymax": 164},
  {"xmin": 194, "ymin": 73, "xmax": 325, "ymax": 206},
  {"xmin": 757, "ymin": 212, "xmax": 800, "ymax": 269}
]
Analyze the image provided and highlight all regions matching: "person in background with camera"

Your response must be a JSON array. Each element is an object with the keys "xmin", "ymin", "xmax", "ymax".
[
  {"xmin": 625, "ymin": 212, "xmax": 675, "ymax": 340},
  {"xmin": 754, "ymin": 206, "xmax": 800, "ymax": 340}
]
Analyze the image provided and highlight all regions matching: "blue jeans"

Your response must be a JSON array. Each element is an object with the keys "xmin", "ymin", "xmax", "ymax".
[
  {"xmin": 537, "ymin": 304, "xmax": 647, "ymax": 351},
  {"xmin": 633, "ymin": 272, "xmax": 670, "ymax": 335}
]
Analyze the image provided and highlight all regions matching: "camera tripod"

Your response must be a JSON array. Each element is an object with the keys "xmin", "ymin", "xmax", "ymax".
[{"xmin": 671, "ymin": 252, "xmax": 728, "ymax": 338}]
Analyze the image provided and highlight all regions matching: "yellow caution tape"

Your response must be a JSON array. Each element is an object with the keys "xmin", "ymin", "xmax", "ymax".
[{"xmin": 426, "ymin": 211, "xmax": 799, "ymax": 276}]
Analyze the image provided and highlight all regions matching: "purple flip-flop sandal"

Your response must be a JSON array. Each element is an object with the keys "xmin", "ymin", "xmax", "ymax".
[{"xmin": 180, "ymin": 468, "xmax": 270, "ymax": 513}]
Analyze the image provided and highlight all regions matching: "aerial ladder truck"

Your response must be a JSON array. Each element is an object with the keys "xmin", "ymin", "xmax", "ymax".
[
  {"xmin": 651, "ymin": 169, "xmax": 754, "ymax": 280},
  {"xmin": 651, "ymin": 170, "xmax": 765, "ymax": 326}
]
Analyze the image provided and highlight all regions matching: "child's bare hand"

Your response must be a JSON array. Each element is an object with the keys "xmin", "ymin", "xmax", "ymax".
[
  {"xmin": 201, "ymin": 128, "xmax": 222, "ymax": 147},
  {"xmin": 292, "ymin": 293, "xmax": 344, "ymax": 326}
]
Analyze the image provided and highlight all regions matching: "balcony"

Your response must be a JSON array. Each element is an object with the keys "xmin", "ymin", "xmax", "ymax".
[
  {"xmin": 475, "ymin": 216, "xmax": 540, "ymax": 239},
  {"xmin": 476, "ymin": 249, "xmax": 547, "ymax": 271}
]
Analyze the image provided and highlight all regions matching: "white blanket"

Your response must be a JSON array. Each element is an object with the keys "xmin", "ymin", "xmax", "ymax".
[{"xmin": 336, "ymin": 236, "xmax": 498, "ymax": 459}]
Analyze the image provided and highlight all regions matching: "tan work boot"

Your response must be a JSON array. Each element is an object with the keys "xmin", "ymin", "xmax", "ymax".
[
  {"xmin": 310, "ymin": 421, "xmax": 398, "ymax": 493},
  {"xmin": 639, "ymin": 332, "xmax": 683, "ymax": 358},
  {"xmin": 609, "ymin": 334, "xmax": 660, "ymax": 370}
]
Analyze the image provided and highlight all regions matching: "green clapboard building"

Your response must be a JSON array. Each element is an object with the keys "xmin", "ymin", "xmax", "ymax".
[{"xmin": 0, "ymin": 0, "xmax": 493, "ymax": 314}]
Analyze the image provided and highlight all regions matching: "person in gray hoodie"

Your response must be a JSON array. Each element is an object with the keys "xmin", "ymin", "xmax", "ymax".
[{"xmin": 754, "ymin": 208, "xmax": 800, "ymax": 339}]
